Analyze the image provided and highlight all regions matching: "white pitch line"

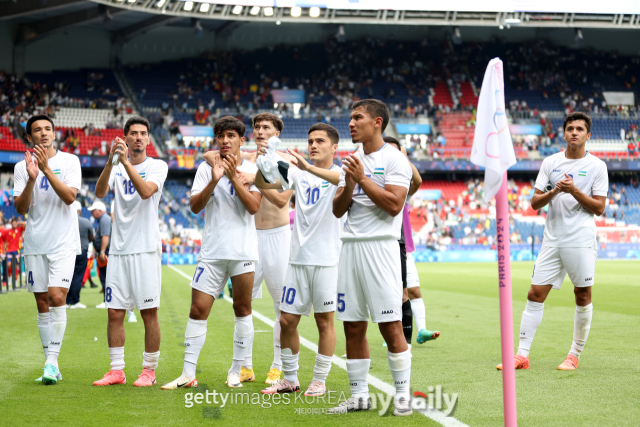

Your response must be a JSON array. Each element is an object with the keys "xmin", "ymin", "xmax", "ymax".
[{"xmin": 168, "ymin": 265, "xmax": 469, "ymax": 427}]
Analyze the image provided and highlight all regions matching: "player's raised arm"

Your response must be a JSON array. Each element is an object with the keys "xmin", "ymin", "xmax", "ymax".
[
  {"xmin": 402, "ymin": 148, "xmax": 422, "ymax": 196},
  {"xmin": 32, "ymin": 144, "xmax": 78, "ymax": 205},
  {"xmin": 333, "ymin": 179, "xmax": 354, "ymax": 218},
  {"xmin": 254, "ymin": 169, "xmax": 285, "ymax": 190},
  {"xmin": 95, "ymin": 140, "xmax": 117, "ymax": 198},
  {"xmin": 223, "ymin": 154, "xmax": 262, "ymax": 214},
  {"xmin": 14, "ymin": 152, "xmax": 38, "ymax": 215},
  {"xmin": 190, "ymin": 155, "xmax": 224, "ymax": 214},
  {"xmin": 555, "ymin": 173, "xmax": 606, "ymax": 216},
  {"xmin": 115, "ymin": 135, "xmax": 159, "ymax": 199},
  {"xmin": 287, "ymin": 148, "xmax": 341, "ymax": 185},
  {"xmin": 531, "ymin": 187, "xmax": 560, "ymax": 210},
  {"xmin": 343, "ymin": 154, "xmax": 406, "ymax": 216}
]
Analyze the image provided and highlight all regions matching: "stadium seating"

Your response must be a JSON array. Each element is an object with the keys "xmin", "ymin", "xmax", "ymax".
[{"xmin": 0, "ymin": 127, "xmax": 26, "ymax": 152}]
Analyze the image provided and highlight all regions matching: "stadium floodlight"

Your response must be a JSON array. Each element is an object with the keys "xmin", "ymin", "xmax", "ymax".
[
  {"xmin": 200, "ymin": 2, "xmax": 210, "ymax": 12},
  {"xmin": 504, "ymin": 18, "xmax": 521, "ymax": 25},
  {"xmin": 232, "ymin": 5, "xmax": 243, "ymax": 14},
  {"xmin": 250, "ymin": 6, "xmax": 260, "ymax": 15},
  {"xmin": 264, "ymin": 7, "xmax": 274, "ymax": 16},
  {"xmin": 290, "ymin": 7, "xmax": 301, "ymax": 17},
  {"xmin": 156, "ymin": 0, "xmax": 165, "ymax": 7},
  {"xmin": 309, "ymin": 7, "xmax": 320, "ymax": 17},
  {"xmin": 183, "ymin": 1, "xmax": 193, "ymax": 11},
  {"xmin": 127, "ymin": 0, "xmax": 136, "ymax": 3}
]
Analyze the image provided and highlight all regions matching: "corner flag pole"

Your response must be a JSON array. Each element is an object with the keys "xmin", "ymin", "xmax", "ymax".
[
  {"xmin": 470, "ymin": 57, "xmax": 518, "ymax": 427},
  {"xmin": 496, "ymin": 172, "xmax": 517, "ymax": 427}
]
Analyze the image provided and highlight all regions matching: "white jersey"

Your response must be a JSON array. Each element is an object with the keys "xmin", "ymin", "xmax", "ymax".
[
  {"xmin": 14, "ymin": 151, "xmax": 82, "ymax": 255},
  {"xmin": 338, "ymin": 143, "xmax": 412, "ymax": 242},
  {"xmin": 191, "ymin": 160, "xmax": 260, "ymax": 262},
  {"xmin": 534, "ymin": 151, "xmax": 608, "ymax": 248},
  {"xmin": 289, "ymin": 165, "xmax": 342, "ymax": 266},
  {"xmin": 108, "ymin": 157, "xmax": 168, "ymax": 255}
]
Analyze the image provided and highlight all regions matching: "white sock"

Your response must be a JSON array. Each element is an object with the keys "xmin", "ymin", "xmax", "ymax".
[
  {"xmin": 183, "ymin": 318, "xmax": 207, "ymax": 378},
  {"xmin": 346, "ymin": 359, "xmax": 370, "ymax": 400},
  {"xmin": 410, "ymin": 298, "xmax": 427, "ymax": 331},
  {"xmin": 37, "ymin": 312, "xmax": 50, "ymax": 360},
  {"xmin": 109, "ymin": 346, "xmax": 125, "ymax": 371},
  {"xmin": 243, "ymin": 355, "xmax": 253, "ymax": 370},
  {"xmin": 570, "ymin": 303, "xmax": 593, "ymax": 359},
  {"xmin": 45, "ymin": 306, "xmax": 67, "ymax": 369},
  {"xmin": 312, "ymin": 353, "xmax": 333, "ymax": 384},
  {"xmin": 517, "ymin": 300, "xmax": 544, "ymax": 357},
  {"xmin": 230, "ymin": 314, "xmax": 253, "ymax": 375},
  {"xmin": 271, "ymin": 303, "xmax": 282, "ymax": 370},
  {"xmin": 143, "ymin": 351, "xmax": 160, "ymax": 371},
  {"xmin": 281, "ymin": 348, "xmax": 299, "ymax": 383},
  {"xmin": 388, "ymin": 350, "xmax": 412, "ymax": 403}
]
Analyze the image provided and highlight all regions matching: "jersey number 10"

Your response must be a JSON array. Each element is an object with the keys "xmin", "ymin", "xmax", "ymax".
[{"xmin": 305, "ymin": 187, "xmax": 320, "ymax": 205}]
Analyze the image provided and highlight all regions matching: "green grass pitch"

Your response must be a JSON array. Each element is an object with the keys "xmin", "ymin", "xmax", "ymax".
[{"xmin": 0, "ymin": 261, "xmax": 638, "ymax": 426}]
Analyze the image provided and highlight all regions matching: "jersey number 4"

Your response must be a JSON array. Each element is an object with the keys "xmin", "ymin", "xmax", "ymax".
[
  {"xmin": 123, "ymin": 179, "xmax": 136, "ymax": 195},
  {"xmin": 40, "ymin": 177, "xmax": 50, "ymax": 191}
]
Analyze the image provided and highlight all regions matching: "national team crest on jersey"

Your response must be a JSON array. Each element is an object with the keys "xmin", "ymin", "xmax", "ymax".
[
  {"xmin": 321, "ymin": 181, "xmax": 329, "ymax": 188},
  {"xmin": 578, "ymin": 170, "xmax": 587, "ymax": 177},
  {"xmin": 53, "ymin": 169, "xmax": 61, "ymax": 176},
  {"xmin": 140, "ymin": 172, "xmax": 146, "ymax": 179},
  {"xmin": 373, "ymin": 167, "xmax": 384, "ymax": 175}
]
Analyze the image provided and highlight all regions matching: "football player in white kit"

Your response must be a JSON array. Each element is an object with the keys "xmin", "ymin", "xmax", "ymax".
[
  {"xmin": 92, "ymin": 117, "xmax": 168, "ymax": 387},
  {"xmin": 162, "ymin": 116, "xmax": 262, "ymax": 390},
  {"xmin": 330, "ymin": 100, "xmax": 413, "ymax": 416},
  {"xmin": 498, "ymin": 112, "xmax": 608, "ymax": 372},
  {"xmin": 15, "ymin": 115, "xmax": 82, "ymax": 385},
  {"xmin": 258, "ymin": 123, "xmax": 342, "ymax": 397},
  {"xmin": 205, "ymin": 113, "xmax": 294, "ymax": 385}
]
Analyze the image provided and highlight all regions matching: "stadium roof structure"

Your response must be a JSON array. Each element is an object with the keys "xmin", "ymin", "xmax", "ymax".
[{"xmin": 2, "ymin": 0, "xmax": 640, "ymax": 41}]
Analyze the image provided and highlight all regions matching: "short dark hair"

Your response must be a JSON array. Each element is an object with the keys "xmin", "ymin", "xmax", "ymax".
[
  {"xmin": 124, "ymin": 116, "xmax": 150, "ymax": 136},
  {"xmin": 26, "ymin": 114, "xmax": 54, "ymax": 136},
  {"xmin": 351, "ymin": 99, "xmax": 390, "ymax": 133},
  {"xmin": 214, "ymin": 116, "xmax": 246, "ymax": 137},
  {"xmin": 253, "ymin": 113, "xmax": 284, "ymax": 132},
  {"xmin": 383, "ymin": 136, "xmax": 401, "ymax": 150},
  {"xmin": 563, "ymin": 112, "xmax": 592, "ymax": 134},
  {"xmin": 308, "ymin": 123, "xmax": 340, "ymax": 145}
]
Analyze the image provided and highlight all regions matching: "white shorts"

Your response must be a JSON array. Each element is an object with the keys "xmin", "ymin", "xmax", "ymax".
[
  {"xmin": 192, "ymin": 259, "xmax": 256, "ymax": 299},
  {"xmin": 406, "ymin": 253, "xmax": 420, "ymax": 289},
  {"xmin": 25, "ymin": 250, "xmax": 76, "ymax": 293},
  {"xmin": 253, "ymin": 225, "xmax": 291, "ymax": 304},
  {"xmin": 105, "ymin": 249, "xmax": 162, "ymax": 311},
  {"xmin": 532, "ymin": 245, "xmax": 597, "ymax": 290},
  {"xmin": 337, "ymin": 240, "xmax": 403, "ymax": 323},
  {"xmin": 280, "ymin": 264, "xmax": 338, "ymax": 316}
]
